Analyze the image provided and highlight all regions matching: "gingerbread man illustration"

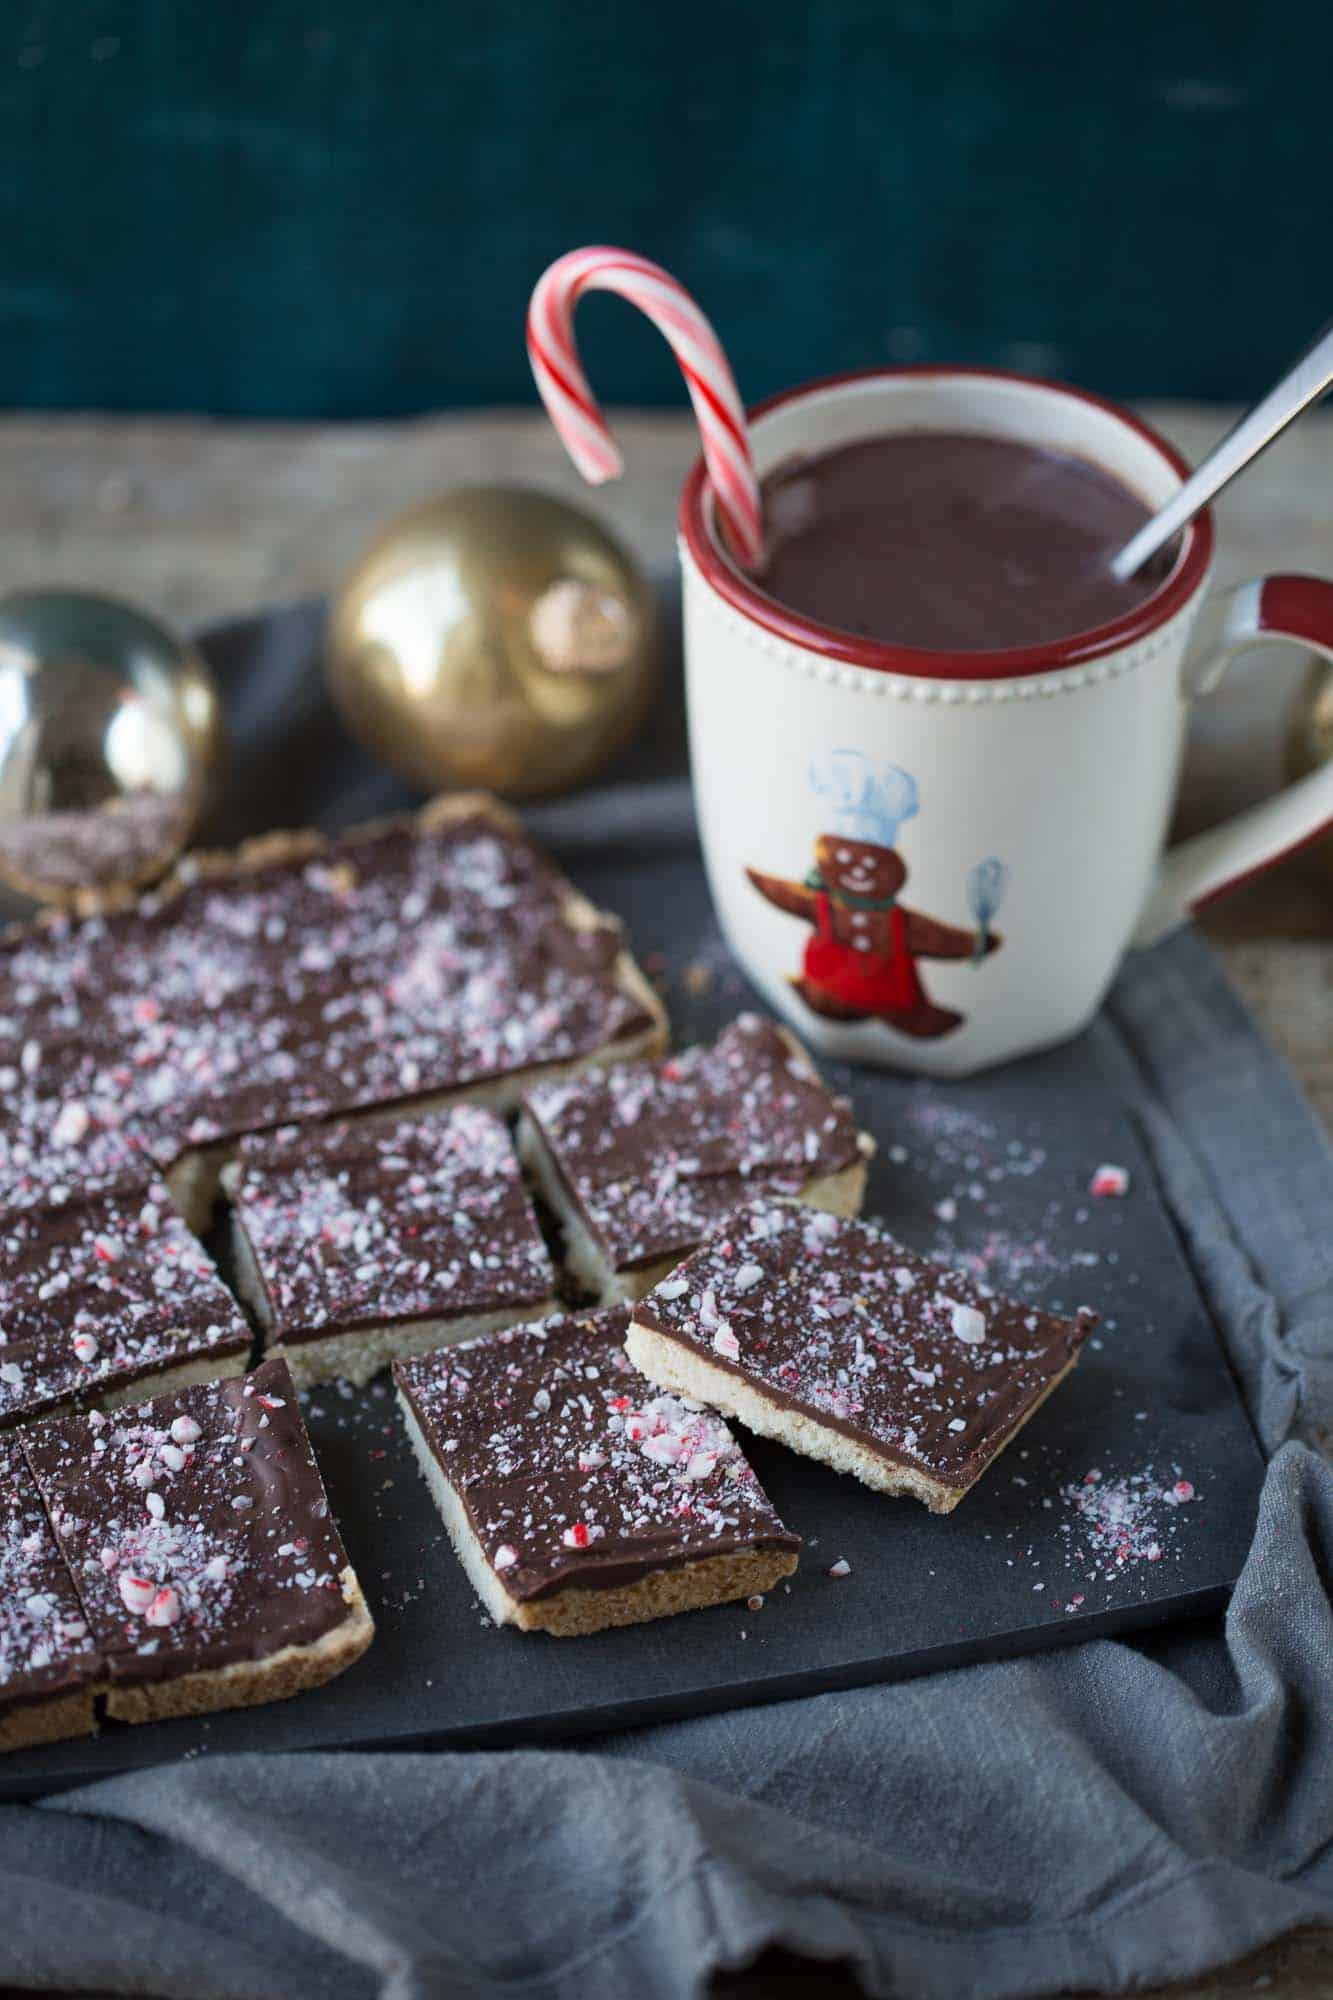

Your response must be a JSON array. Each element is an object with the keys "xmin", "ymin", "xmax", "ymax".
[{"xmin": 747, "ymin": 755, "xmax": 1003, "ymax": 1041}]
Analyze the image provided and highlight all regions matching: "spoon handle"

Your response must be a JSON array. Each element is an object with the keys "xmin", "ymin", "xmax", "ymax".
[{"xmin": 1111, "ymin": 320, "xmax": 1333, "ymax": 581}]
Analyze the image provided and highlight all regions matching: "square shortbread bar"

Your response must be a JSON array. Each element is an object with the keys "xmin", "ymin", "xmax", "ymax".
[
  {"xmin": 224, "ymin": 1106, "xmax": 559, "ymax": 1388},
  {"xmin": 22, "ymin": 1357, "xmax": 373, "ymax": 1726},
  {"xmin": 394, "ymin": 1307, "xmax": 800, "ymax": 1636},
  {"xmin": 627, "ymin": 1201, "xmax": 1097, "ymax": 1513},
  {"xmin": 517, "ymin": 1014, "xmax": 873, "ymax": 1302},
  {"xmin": 0, "ymin": 1177, "xmax": 249, "ymax": 1431}
]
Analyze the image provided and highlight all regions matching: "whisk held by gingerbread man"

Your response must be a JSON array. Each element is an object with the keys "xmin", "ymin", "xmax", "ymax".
[{"xmin": 747, "ymin": 753, "xmax": 1004, "ymax": 1040}]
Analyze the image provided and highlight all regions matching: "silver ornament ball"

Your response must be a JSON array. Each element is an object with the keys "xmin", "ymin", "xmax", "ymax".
[{"xmin": 0, "ymin": 589, "xmax": 222, "ymax": 907}]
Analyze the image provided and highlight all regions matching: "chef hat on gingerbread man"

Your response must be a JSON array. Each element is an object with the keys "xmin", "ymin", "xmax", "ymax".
[{"xmin": 809, "ymin": 751, "xmax": 920, "ymax": 850}]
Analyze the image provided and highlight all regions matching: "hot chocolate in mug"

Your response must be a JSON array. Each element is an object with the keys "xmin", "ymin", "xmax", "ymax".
[{"xmin": 677, "ymin": 365, "xmax": 1333, "ymax": 1076}]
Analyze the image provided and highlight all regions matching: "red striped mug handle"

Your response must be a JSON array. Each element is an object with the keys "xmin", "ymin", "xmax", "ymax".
[{"xmin": 1134, "ymin": 575, "xmax": 1333, "ymax": 945}]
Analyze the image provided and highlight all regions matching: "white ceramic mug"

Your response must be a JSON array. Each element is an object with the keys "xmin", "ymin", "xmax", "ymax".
[{"xmin": 679, "ymin": 365, "xmax": 1333, "ymax": 1077}]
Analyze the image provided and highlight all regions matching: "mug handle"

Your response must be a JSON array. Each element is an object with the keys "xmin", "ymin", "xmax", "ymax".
[{"xmin": 1133, "ymin": 575, "xmax": 1333, "ymax": 946}]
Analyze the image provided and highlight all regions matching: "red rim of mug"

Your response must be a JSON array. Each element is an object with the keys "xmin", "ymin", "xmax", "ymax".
[{"xmin": 677, "ymin": 364, "xmax": 1215, "ymax": 683}]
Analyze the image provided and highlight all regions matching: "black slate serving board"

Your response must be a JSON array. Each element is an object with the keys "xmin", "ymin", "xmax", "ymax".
[
  {"xmin": 0, "ymin": 604, "xmax": 1265, "ymax": 1799},
  {"xmin": 4, "ymin": 843, "xmax": 1265, "ymax": 1800}
]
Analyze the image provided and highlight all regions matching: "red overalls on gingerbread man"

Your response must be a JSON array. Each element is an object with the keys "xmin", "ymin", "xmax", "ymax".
[{"xmin": 806, "ymin": 888, "xmax": 925, "ymax": 1017}]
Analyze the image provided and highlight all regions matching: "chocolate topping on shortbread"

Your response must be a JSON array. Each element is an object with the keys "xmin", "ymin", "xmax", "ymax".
[
  {"xmin": 23, "ymin": 1358, "xmax": 356, "ymax": 1685},
  {"xmin": 394, "ymin": 1307, "xmax": 800, "ymax": 1603},
  {"xmin": 523, "ymin": 1015, "xmax": 863, "ymax": 1270},
  {"xmin": 0, "ymin": 1179, "xmax": 249, "ymax": 1429},
  {"xmin": 0, "ymin": 809, "xmax": 655, "ymax": 1172},
  {"xmin": 633, "ymin": 1201, "xmax": 1096, "ymax": 1493},
  {"xmin": 231, "ymin": 1107, "xmax": 554, "ymax": 1343}
]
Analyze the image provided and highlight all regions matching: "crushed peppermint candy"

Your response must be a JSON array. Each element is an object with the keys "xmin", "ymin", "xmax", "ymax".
[
  {"xmin": 712, "ymin": 1324, "xmax": 741, "ymax": 1361},
  {"xmin": 1089, "ymin": 1164, "xmax": 1130, "ymax": 1199},
  {"xmin": 118, "ymin": 1571, "xmax": 157, "ymax": 1615},
  {"xmin": 944, "ymin": 1299, "xmax": 987, "ymax": 1345},
  {"xmin": 1055, "ymin": 1465, "xmax": 1200, "ymax": 1592},
  {"xmin": 144, "ymin": 1585, "xmax": 181, "ymax": 1628},
  {"xmin": 51, "ymin": 1101, "xmax": 90, "ymax": 1147},
  {"xmin": 886, "ymin": 1097, "xmax": 1136, "ymax": 1329}
]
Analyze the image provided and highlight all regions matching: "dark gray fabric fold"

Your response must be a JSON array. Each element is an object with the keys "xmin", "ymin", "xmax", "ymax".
[
  {"xmin": 0, "ymin": 601, "xmax": 1328, "ymax": 1998},
  {"xmin": 1107, "ymin": 942, "xmax": 1333, "ymax": 1449}
]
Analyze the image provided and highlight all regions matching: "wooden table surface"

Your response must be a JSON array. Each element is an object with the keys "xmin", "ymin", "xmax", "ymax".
[{"xmin": 3, "ymin": 404, "xmax": 1329, "ymax": 2000}]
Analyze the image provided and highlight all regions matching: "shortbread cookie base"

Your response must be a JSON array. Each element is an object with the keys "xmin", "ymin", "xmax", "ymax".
[
  {"xmin": 626, "ymin": 1318, "xmax": 1079, "ymax": 1514},
  {"xmin": 0, "ymin": 1684, "xmax": 99, "ymax": 1752},
  {"xmin": 515, "ymin": 1113, "xmax": 636, "ymax": 1300},
  {"xmin": 511, "ymin": 1546, "xmax": 799, "ymax": 1636},
  {"xmin": 268, "ymin": 1296, "xmax": 563, "ymax": 1390},
  {"xmin": 516, "ymin": 1115, "xmax": 869, "ymax": 1307},
  {"xmin": 224, "ymin": 1190, "xmax": 275, "ymax": 1329},
  {"xmin": 164, "ymin": 1146, "xmax": 220, "ymax": 1235},
  {"xmin": 93, "ymin": 1346, "xmax": 250, "ymax": 1414},
  {"xmin": 397, "ymin": 1389, "xmax": 796, "ymax": 1636},
  {"xmin": 105, "ymin": 1569, "xmax": 374, "ymax": 1723}
]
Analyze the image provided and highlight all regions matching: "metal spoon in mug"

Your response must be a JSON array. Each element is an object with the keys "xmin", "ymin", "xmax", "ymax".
[{"xmin": 1110, "ymin": 319, "xmax": 1333, "ymax": 582}]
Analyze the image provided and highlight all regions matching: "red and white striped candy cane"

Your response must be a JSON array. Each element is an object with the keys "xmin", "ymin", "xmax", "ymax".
[{"xmin": 527, "ymin": 246, "xmax": 765, "ymax": 570}]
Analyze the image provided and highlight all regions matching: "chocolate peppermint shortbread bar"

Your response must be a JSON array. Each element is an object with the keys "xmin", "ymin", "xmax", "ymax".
[
  {"xmin": 0, "ymin": 794, "xmax": 666, "ymax": 1229},
  {"xmin": 22, "ymin": 1357, "xmax": 373, "ymax": 1724},
  {"xmin": 394, "ymin": 1307, "xmax": 800, "ymax": 1636},
  {"xmin": 224, "ymin": 1106, "xmax": 559, "ymax": 1388},
  {"xmin": 517, "ymin": 1014, "xmax": 873, "ymax": 1303},
  {"xmin": 627, "ymin": 1201, "xmax": 1097, "ymax": 1513},
  {"xmin": 0, "ymin": 1435, "xmax": 102, "ymax": 1750},
  {"xmin": 0, "ymin": 1177, "xmax": 250, "ymax": 1431}
]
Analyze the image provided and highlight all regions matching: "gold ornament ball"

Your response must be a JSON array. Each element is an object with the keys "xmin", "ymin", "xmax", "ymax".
[
  {"xmin": 0, "ymin": 589, "xmax": 223, "ymax": 908},
  {"xmin": 326, "ymin": 486, "xmax": 659, "ymax": 800},
  {"xmin": 1286, "ymin": 656, "xmax": 1333, "ymax": 875}
]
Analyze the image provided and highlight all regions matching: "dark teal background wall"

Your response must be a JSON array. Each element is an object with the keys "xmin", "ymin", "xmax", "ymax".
[{"xmin": 1, "ymin": 1, "xmax": 1327, "ymax": 417}]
